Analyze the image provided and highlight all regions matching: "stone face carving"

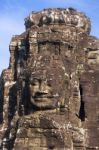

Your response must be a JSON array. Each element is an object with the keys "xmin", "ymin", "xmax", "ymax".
[
  {"xmin": 0, "ymin": 8, "xmax": 99, "ymax": 150},
  {"xmin": 29, "ymin": 66, "xmax": 66, "ymax": 109}
]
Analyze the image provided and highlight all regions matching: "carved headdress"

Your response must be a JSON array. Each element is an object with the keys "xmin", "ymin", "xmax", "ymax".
[{"xmin": 25, "ymin": 8, "xmax": 91, "ymax": 33}]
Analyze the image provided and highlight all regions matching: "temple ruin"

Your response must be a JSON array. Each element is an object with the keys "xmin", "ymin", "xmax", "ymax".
[{"xmin": 0, "ymin": 8, "xmax": 99, "ymax": 150}]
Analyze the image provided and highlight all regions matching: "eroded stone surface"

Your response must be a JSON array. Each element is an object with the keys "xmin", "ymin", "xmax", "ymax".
[{"xmin": 0, "ymin": 8, "xmax": 99, "ymax": 150}]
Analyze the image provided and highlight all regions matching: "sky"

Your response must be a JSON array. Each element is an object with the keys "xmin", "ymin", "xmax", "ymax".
[{"xmin": 0, "ymin": 0, "xmax": 99, "ymax": 74}]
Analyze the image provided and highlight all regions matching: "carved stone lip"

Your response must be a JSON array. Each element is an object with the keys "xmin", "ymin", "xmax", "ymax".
[
  {"xmin": 33, "ymin": 98, "xmax": 52, "ymax": 103},
  {"xmin": 32, "ymin": 92, "xmax": 58, "ymax": 99},
  {"xmin": 32, "ymin": 95, "xmax": 54, "ymax": 99},
  {"xmin": 32, "ymin": 92, "xmax": 56, "ymax": 100}
]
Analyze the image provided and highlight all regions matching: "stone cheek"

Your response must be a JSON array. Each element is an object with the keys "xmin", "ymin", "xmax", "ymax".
[{"xmin": 0, "ymin": 8, "xmax": 99, "ymax": 150}]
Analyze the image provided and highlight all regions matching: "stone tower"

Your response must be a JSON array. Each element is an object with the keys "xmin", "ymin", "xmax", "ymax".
[{"xmin": 0, "ymin": 8, "xmax": 99, "ymax": 150}]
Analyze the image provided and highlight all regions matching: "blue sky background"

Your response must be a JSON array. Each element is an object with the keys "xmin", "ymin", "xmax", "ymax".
[{"xmin": 0, "ymin": 0, "xmax": 99, "ymax": 74}]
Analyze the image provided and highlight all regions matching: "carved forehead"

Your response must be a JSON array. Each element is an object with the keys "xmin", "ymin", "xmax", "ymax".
[
  {"xmin": 30, "ymin": 64, "xmax": 66, "ymax": 82},
  {"xmin": 32, "ymin": 54, "xmax": 66, "ymax": 69},
  {"xmin": 31, "ymin": 66, "xmax": 65, "ymax": 76}
]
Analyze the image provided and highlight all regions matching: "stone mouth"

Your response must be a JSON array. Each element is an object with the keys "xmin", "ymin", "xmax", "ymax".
[
  {"xmin": 32, "ymin": 92, "xmax": 59, "ymax": 100},
  {"xmin": 32, "ymin": 92, "xmax": 53, "ymax": 99}
]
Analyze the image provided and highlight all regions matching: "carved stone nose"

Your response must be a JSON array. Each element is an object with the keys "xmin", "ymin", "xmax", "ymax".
[{"xmin": 39, "ymin": 82, "xmax": 49, "ymax": 92}]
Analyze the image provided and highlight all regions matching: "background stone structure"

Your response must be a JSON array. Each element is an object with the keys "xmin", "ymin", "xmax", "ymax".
[{"xmin": 0, "ymin": 8, "xmax": 99, "ymax": 150}]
